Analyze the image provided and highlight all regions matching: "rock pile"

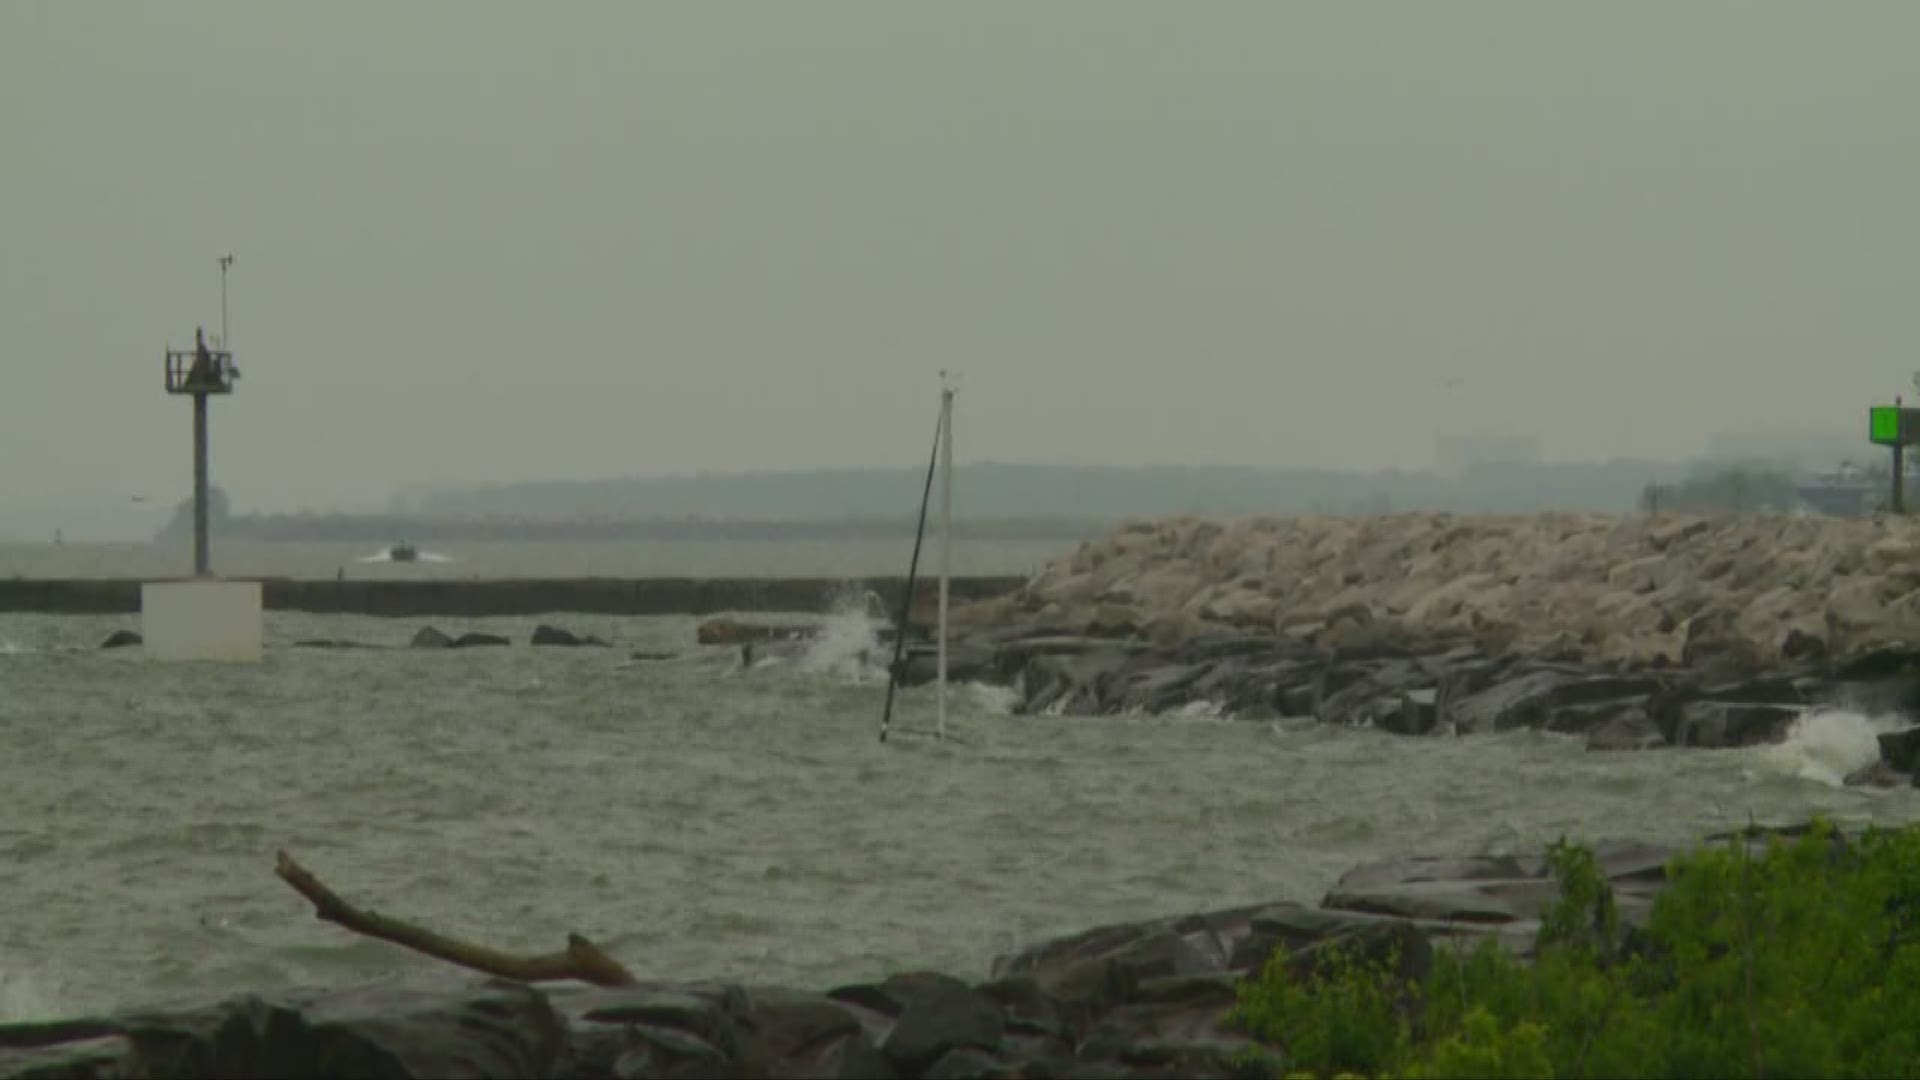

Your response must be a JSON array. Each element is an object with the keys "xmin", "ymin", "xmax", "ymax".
[
  {"xmin": 0, "ymin": 835, "xmax": 1709, "ymax": 1080},
  {"xmin": 963, "ymin": 513, "xmax": 1920, "ymax": 667},
  {"xmin": 910, "ymin": 621, "xmax": 1920, "ymax": 776}
]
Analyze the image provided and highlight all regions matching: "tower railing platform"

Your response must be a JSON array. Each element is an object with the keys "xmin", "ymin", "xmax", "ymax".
[{"xmin": 165, "ymin": 347, "xmax": 237, "ymax": 394}]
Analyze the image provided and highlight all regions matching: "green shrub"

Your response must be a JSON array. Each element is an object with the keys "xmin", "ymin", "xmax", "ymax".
[{"xmin": 1232, "ymin": 820, "xmax": 1920, "ymax": 1079}]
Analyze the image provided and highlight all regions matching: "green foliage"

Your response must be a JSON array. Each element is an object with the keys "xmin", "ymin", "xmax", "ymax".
[
  {"xmin": 1232, "ymin": 821, "xmax": 1920, "ymax": 1079},
  {"xmin": 1231, "ymin": 937, "xmax": 1412, "ymax": 1077}
]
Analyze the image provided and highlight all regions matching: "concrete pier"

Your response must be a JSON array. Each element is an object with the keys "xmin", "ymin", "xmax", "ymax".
[{"xmin": 0, "ymin": 576, "xmax": 1026, "ymax": 617}]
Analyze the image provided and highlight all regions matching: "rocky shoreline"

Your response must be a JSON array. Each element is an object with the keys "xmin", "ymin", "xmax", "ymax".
[
  {"xmin": 0, "ymin": 829, "xmax": 1766, "ymax": 1080},
  {"xmin": 900, "ymin": 621, "xmax": 1920, "ymax": 777},
  {"xmin": 862, "ymin": 512, "xmax": 1920, "ymax": 784}
]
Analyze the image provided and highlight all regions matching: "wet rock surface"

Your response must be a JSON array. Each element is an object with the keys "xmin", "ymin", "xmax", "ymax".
[
  {"xmin": 531, "ymin": 624, "xmax": 610, "ymax": 647},
  {"xmin": 0, "ymin": 834, "xmax": 1709, "ymax": 1080},
  {"xmin": 934, "ymin": 625, "xmax": 1911, "ymax": 754}
]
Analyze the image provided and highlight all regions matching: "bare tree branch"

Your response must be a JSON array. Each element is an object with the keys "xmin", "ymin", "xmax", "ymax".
[{"xmin": 274, "ymin": 850, "xmax": 637, "ymax": 987}]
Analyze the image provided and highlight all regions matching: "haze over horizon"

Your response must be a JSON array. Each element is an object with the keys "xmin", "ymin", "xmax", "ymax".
[{"xmin": 4, "ymin": 4, "xmax": 1916, "ymax": 534}]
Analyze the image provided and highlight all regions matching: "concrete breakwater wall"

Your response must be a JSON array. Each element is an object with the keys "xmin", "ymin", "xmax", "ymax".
[{"xmin": 0, "ymin": 576, "xmax": 1028, "ymax": 618}]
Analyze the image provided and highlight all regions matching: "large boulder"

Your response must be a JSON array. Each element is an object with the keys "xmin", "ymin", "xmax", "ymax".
[
  {"xmin": 1442, "ymin": 668, "xmax": 1666, "ymax": 734},
  {"xmin": 529, "ymin": 624, "xmax": 608, "ymax": 647},
  {"xmin": 1879, "ymin": 727, "xmax": 1920, "ymax": 777},
  {"xmin": 0, "ymin": 977, "xmax": 567, "ymax": 1079}
]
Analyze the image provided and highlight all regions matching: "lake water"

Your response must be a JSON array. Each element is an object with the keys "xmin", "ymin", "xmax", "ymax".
[{"xmin": 2, "ymin": 540, "xmax": 1918, "ymax": 1023}]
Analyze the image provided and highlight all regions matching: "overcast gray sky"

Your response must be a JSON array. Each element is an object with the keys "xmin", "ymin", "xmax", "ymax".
[{"xmin": 3, "ymin": 3, "xmax": 1916, "ymax": 521}]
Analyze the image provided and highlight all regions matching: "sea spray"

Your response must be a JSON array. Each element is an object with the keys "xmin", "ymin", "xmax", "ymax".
[
  {"xmin": 798, "ymin": 584, "xmax": 887, "ymax": 683},
  {"xmin": 1757, "ymin": 708, "xmax": 1912, "ymax": 789}
]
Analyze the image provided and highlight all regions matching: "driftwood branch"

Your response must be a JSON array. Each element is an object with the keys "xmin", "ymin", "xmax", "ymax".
[{"xmin": 274, "ymin": 850, "xmax": 638, "ymax": 987}]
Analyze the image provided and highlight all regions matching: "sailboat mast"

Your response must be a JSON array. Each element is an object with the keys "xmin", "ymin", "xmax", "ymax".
[{"xmin": 937, "ymin": 378, "xmax": 954, "ymax": 741}]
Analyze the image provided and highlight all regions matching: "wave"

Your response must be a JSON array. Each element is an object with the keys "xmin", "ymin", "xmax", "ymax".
[
  {"xmin": 1755, "ymin": 708, "xmax": 1912, "ymax": 789},
  {"xmin": 797, "ymin": 585, "xmax": 888, "ymax": 683}
]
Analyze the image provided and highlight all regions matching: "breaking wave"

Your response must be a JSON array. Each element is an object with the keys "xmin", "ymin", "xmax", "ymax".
[
  {"xmin": 798, "ymin": 585, "xmax": 888, "ymax": 683},
  {"xmin": 1756, "ymin": 708, "xmax": 1912, "ymax": 789}
]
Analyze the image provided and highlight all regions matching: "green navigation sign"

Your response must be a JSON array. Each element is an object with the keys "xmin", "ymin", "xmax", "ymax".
[
  {"xmin": 1869, "ymin": 406, "xmax": 1920, "ymax": 447},
  {"xmin": 1873, "ymin": 407, "xmax": 1903, "ymax": 445}
]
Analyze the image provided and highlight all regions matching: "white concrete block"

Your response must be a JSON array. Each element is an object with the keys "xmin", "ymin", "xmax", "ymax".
[{"xmin": 141, "ymin": 580, "xmax": 264, "ymax": 661}]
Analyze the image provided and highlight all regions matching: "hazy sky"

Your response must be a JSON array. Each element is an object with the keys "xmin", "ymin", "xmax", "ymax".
[{"xmin": 4, "ymin": 3, "xmax": 1917, "ymax": 522}]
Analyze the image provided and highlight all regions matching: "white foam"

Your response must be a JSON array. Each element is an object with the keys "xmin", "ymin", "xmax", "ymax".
[
  {"xmin": 1755, "ymin": 708, "xmax": 1911, "ymax": 789},
  {"xmin": 799, "ymin": 586, "xmax": 888, "ymax": 683},
  {"xmin": 0, "ymin": 638, "xmax": 22, "ymax": 655},
  {"xmin": 1175, "ymin": 699, "xmax": 1226, "ymax": 720},
  {"xmin": 965, "ymin": 681, "xmax": 1020, "ymax": 715}
]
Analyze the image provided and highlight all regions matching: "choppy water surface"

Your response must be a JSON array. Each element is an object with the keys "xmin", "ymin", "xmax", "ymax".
[{"xmin": 4, "ymin": 607, "xmax": 1920, "ymax": 1022}]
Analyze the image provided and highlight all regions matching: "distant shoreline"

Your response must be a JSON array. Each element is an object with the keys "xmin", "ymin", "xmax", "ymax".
[{"xmin": 0, "ymin": 576, "xmax": 1028, "ymax": 617}]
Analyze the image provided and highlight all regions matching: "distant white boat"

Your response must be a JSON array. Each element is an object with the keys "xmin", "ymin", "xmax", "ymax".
[{"xmin": 357, "ymin": 543, "xmax": 455, "ymax": 564}]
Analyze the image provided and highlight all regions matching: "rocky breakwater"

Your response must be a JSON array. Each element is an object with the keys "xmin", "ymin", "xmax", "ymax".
[
  {"xmin": 0, "ymin": 834, "xmax": 1704, "ymax": 1079},
  {"xmin": 917, "ymin": 514, "xmax": 1920, "ymax": 775}
]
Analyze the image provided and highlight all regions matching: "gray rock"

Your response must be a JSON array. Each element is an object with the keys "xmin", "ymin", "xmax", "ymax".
[
  {"xmin": 923, "ymin": 1045, "xmax": 1011, "ymax": 1078},
  {"xmin": 1017, "ymin": 648, "xmax": 1140, "ymax": 715},
  {"xmin": 1287, "ymin": 921, "xmax": 1435, "ymax": 988},
  {"xmin": 1106, "ymin": 662, "xmax": 1212, "ymax": 715},
  {"xmin": 1381, "ymin": 688, "xmax": 1439, "ymax": 736},
  {"xmin": 115, "ymin": 977, "xmax": 565, "ymax": 1079},
  {"xmin": 1322, "ymin": 876, "xmax": 1564, "ymax": 925},
  {"xmin": 1586, "ymin": 710, "xmax": 1669, "ymax": 751},
  {"xmin": 893, "ymin": 645, "xmax": 995, "ymax": 689},
  {"xmin": 449, "ymin": 632, "xmax": 510, "ymax": 649},
  {"xmin": 1313, "ymin": 661, "xmax": 1434, "ymax": 728},
  {"xmin": 530, "ymin": 624, "xmax": 609, "ymax": 647},
  {"xmin": 880, "ymin": 984, "xmax": 1004, "ymax": 1076},
  {"xmin": 1879, "ymin": 727, "xmax": 1920, "ymax": 776},
  {"xmin": 0, "ymin": 1033, "xmax": 131, "ymax": 1079},
  {"xmin": 1667, "ymin": 700, "xmax": 1803, "ymax": 748},
  {"xmin": 740, "ymin": 987, "xmax": 864, "ymax": 1073},
  {"xmin": 1542, "ymin": 695, "xmax": 1652, "ymax": 735},
  {"xmin": 821, "ymin": 1033, "xmax": 900, "ymax": 1079},
  {"xmin": 409, "ymin": 626, "xmax": 453, "ymax": 649},
  {"xmin": 1444, "ymin": 667, "xmax": 1666, "ymax": 734},
  {"xmin": 613, "ymin": 1022, "xmax": 727, "ymax": 1077},
  {"xmin": 1830, "ymin": 646, "xmax": 1920, "ymax": 682},
  {"xmin": 99, "ymin": 629, "xmax": 142, "ymax": 650}
]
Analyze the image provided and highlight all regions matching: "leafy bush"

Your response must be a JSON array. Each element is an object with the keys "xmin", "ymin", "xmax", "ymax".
[{"xmin": 1231, "ymin": 821, "xmax": 1920, "ymax": 1079}]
